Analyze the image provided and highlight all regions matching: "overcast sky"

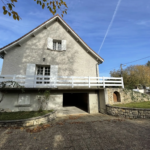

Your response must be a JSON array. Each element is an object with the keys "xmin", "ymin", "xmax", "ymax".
[{"xmin": 0, "ymin": 0, "xmax": 150, "ymax": 76}]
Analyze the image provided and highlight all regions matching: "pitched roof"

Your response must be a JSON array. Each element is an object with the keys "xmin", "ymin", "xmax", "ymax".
[{"xmin": 0, "ymin": 14, "xmax": 104, "ymax": 63}]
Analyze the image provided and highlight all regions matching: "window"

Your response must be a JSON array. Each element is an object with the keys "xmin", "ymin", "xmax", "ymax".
[
  {"xmin": 36, "ymin": 66, "xmax": 50, "ymax": 84},
  {"xmin": 53, "ymin": 40, "xmax": 62, "ymax": 50},
  {"xmin": 53, "ymin": 42, "xmax": 56, "ymax": 50},
  {"xmin": 18, "ymin": 94, "xmax": 30, "ymax": 105},
  {"xmin": 47, "ymin": 37, "xmax": 66, "ymax": 51}
]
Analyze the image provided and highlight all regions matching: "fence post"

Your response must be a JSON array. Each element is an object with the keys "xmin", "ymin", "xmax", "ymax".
[
  {"xmin": 72, "ymin": 77, "xmax": 74, "ymax": 88},
  {"xmin": 49, "ymin": 76, "xmax": 51, "ymax": 87},
  {"xmin": 121, "ymin": 77, "xmax": 124, "ymax": 88},
  {"xmin": 12, "ymin": 75, "xmax": 16, "ymax": 87},
  {"xmin": 54, "ymin": 77, "xmax": 56, "ymax": 88},
  {"xmin": 89, "ymin": 76, "xmax": 90, "ymax": 88},
  {"xmin": 103, "ymin": 76, "xmax": 105, "ymax": 88},
  {"xmin": 13, "ymin": 75, "xmax": 16, "ymax": 81}
]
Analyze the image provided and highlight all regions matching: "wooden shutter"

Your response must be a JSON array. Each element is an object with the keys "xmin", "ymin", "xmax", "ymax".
[
  {"xmin": 47, "ymin": 37, "xmax": 53, "ymax": 50},
  {"xmin": 25, "ymin": 64, "xmax": 36, "ymax": 87},
  {"xmin": 50, "ymin": 65, "xmax": 58, "ymax": 87},
  {"xmin": 62, "ymin": 40, "xmax": 66, "ymax": 50}
]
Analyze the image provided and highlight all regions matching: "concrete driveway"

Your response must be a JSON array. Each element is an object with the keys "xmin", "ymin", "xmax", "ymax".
[{"xmin": 0, "ymin": 113, "xmax": 150, "ymax": 150}]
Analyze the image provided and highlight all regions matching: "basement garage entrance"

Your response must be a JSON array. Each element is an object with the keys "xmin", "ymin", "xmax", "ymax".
[{"xmin": 63, "ymin": 93, "xmax": 89, "ymax": 113}]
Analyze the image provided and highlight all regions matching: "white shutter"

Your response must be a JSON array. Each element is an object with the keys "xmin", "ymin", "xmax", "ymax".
[
  {"xmin": 25, "ymin": 64, "xmax": 35, "ymax": 87},
  {"xmin": 47, "ymin": 37, "xmax": 53, "ymax": 50},
  {"xmin": 26, "ymin": 64, "xmax": 36, "ymax": 75},
  {"xmin": 62, "ymin": 40, "xmax": 66, "ymax": 50},
  {"xmin": 50, "ymin": 65, "xmax": 58, "ymax": 87},
  {"xmin": 50, "ymin": 65, "xmax": 58, "ymax": 77}
]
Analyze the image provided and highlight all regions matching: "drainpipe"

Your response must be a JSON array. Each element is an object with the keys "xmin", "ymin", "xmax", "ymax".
[{"xmin": 96, "ymin": 63, "xmax": 100, "ymax": 77}]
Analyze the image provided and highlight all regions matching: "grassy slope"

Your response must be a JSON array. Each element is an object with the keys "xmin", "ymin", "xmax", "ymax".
[
  {"xmin": 0, "ymin": 110, "xmax": 53, "ymax": 121},
  {"xmin": 113, "ymin": 101, "xmax": 150, "ymax": 108}
]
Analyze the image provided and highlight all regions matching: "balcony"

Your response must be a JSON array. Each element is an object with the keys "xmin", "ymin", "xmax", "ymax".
[{"xmin": 0, "ymin": 75, "xmax": 124, "ymax": 89}]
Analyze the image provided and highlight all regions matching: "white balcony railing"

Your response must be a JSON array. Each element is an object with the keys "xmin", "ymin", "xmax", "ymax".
[{"xmin": 0, "ymin": 75, "xmax": 124, "ymax": 88}]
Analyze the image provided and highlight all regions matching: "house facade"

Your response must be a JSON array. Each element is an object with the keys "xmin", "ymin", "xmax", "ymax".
[{"xmin": 0, "ymin": 15, "xmax": 123, "ymax": 116}]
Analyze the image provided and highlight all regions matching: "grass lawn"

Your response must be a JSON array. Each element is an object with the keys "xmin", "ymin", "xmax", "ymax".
[
  {"xmin": 113, "ymin": 101, "xmax": 150, "ymax": 109},
  {"xmin": 0, "ymin": 110, "xmax": 53, "ymax": 121}
]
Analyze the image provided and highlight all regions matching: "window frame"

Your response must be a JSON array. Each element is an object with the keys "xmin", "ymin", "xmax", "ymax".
[
  {"xmin": 36, "ymin": 65, "xmax": 50, "ymax": 76},
  {"xmin": 53, "ymin": 40, "xmax": 62, "ymax": 50},
  {"xmin": 36, "ymin": 65, "xmax": 51, "ymax": 84}
]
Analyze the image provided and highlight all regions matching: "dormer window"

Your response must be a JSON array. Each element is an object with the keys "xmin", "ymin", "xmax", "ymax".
[{"xmin": 53, "ymin": 40, "xmax": 62, "ymax": 50}]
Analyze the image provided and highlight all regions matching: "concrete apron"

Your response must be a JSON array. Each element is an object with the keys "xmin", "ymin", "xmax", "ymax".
[{"xmin": 56, "ymin": 106, "xmax": 88, "ymax": 117}]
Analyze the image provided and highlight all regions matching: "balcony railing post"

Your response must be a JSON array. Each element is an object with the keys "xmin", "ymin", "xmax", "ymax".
[
  {"xmin": 33, "ymin": 75, "xmax": 36, "ymax": 88},
  {"xmin": 12, "ymin": 75, "xmax": 16, "ymax": 87},
  {"xmin": 121, "ymin": 77, "xmax": 124, "ymax": 88},
  {"xmin": 13, "ymin": 74, "xmax": 16, "ymax": 84},
  {"xmin": 89, "ymin": 76, "xmax": 90, "ymax": 88},
  {"xmin": 72, "ymin": 77, "xmax": 74, "ymax": 88},
  {"xmin": 54, "ymin": 77, "xmax": 56, "ymax": 88},
  {"xmin": 49, "ymin": 76, "xmax": 51, "ymax": 87},
  {"xmin": 103, "ymin": 76, "xmax": 105, "ymax": 88},
  {"xmin": 42, "ymin": 76, "xmax": 44, "ymax": 85}
]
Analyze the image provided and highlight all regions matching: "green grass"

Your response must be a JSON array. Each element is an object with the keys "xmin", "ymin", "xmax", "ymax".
[
  {"xmin": 113, "ymin": 101, "xmax": 150, "ymax": 109},
  {"xmin": 0, "ymin": 110, "xmax": 53, "ymax": 121}
]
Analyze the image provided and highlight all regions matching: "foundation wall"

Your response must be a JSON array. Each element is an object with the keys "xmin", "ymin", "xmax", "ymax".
[{"xmin": 0, "ymin": 91, "xmax": 100, "ymax": 114}]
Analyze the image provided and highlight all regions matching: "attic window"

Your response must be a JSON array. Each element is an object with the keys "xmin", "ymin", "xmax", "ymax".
[
  {"xmin": 53, "ymin": 40, "xmax": 62, "ymax": 50},
  {"xmin": 47, "ymin": 37, "xmax": 66, "ymax": 51}
]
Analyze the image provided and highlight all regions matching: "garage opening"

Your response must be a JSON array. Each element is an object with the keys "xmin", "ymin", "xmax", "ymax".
[{"xmin": 63, "ymin": 93, "xmax": 89, "ymax": 112}]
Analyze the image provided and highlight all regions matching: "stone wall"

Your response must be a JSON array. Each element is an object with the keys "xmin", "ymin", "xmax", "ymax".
[
  {"xmin": 106, "ymin": 105, "xmax": 150, "ymax": 119},
  {"xmin": 0, "ymin": 111, "xmax": 56, "ymax": 127},
  {"xmin": 106, "ymin": 88, "xmax": 150, "ymax": 105}
]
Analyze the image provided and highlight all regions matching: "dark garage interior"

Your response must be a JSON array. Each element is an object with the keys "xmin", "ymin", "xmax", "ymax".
[{"xmin": 63, "ymin": 93, "xmax": 89, "ymax": 112}]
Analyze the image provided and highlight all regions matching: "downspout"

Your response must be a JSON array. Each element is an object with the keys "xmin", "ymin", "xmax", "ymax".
[
  {"xmin": 96, "ymin": 62, "xmax": 100, "ymax": 112},
  {"xmin": 96, "ymin": 63, "xmax": 100, "ymax": 78}
]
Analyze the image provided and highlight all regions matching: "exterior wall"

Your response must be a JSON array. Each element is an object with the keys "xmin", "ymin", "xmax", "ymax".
[
  {"xmin": 1, "ymin": 21, "xmax": 98, "ymax": 77},
  {"xmin": 0, "ymin": 92, "xmax": 63, "ymax": 112},
  {"xmin": 106, "ymin": 88, "xmax": 150, "ymax": 105},
  {"xmin": 89, "ymin": 92, "xmax": 99, "ymax": 113},
  {"xmin": 0, "ymin": 91, "xmax": 99, "ymax": 114}
]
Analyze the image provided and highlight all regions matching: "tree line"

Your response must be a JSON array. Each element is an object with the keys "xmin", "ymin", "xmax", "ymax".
[{"xmin": 110, "ymin": 61, "xmax": 150, "ymax": 89}]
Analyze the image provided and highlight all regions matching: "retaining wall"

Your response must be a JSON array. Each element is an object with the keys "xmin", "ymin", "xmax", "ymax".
[
  {"xmin": 106, "ymin": 105, "xmax": 150, "ymax": 119},
  {"xmin": 0, "ymin": 111, "xmax": 56, "ymax": 127}
]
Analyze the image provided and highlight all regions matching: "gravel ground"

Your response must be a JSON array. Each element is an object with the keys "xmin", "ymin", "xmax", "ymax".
[{"xmin": 0, "ymin": 113, "xmax": 150, "ymax": 150}]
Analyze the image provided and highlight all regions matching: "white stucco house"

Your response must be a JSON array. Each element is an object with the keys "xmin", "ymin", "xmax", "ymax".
[{"xmin": 0, "ymin": 15, "xmax": 124, "ymax": 116}]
